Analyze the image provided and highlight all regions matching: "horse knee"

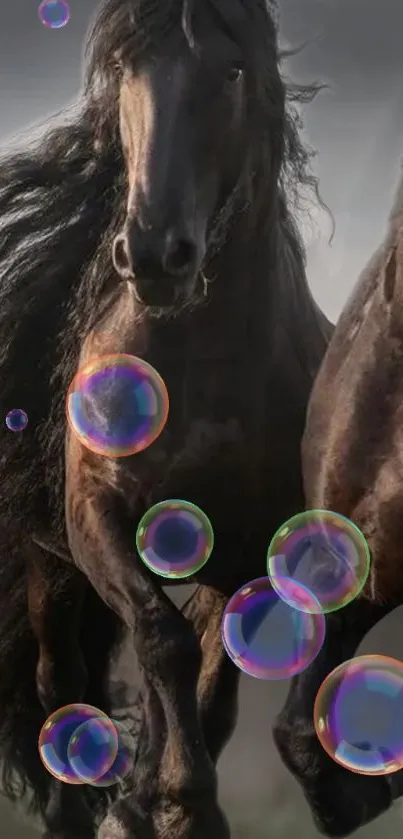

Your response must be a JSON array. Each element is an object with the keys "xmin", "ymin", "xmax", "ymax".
[{"xmin": 144, "ymin": 619, "xmax": 202, "ymax": 685}]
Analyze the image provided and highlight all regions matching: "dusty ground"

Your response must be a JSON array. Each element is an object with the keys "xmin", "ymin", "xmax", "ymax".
[{"xmin": 2, "ymin": 589, "xmax": 403, "ymax": 839}]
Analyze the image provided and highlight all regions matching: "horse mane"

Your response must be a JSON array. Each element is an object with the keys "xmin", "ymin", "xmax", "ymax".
[{"xmin": 0, "ymin": 0, "xmax": 322, "ymax": 539}]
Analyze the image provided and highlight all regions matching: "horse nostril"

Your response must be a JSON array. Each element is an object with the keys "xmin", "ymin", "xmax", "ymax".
[
  {"xmin": 113, "ymin": 228, "xmax": 197, "ymax": 281},
  {"xmin": 112, "ymin": 234, "xmax": 132, "ymax": 277},
  {"xmin": 163, "ymin": 238, "xmax": 197, "ymax": 277}
]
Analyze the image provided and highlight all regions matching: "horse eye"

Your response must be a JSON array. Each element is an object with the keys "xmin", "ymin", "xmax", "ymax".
[{"xmin": 226, "ymin": 63, "xmax": 244, "ymax": 83}]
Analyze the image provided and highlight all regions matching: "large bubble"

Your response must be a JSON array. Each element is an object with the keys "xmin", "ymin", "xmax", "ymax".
[
  {"xmin": 314, "ymin": 655, "xmax": 403, "ymax": 775},
  {"xmin": 221, "ymin": 576, "xmax": 326, "ymax": 680},
  {"xmin": 267, "ymin": 510, "xmax": 370, "ymax": 614},
  {"xmin": 66, "ymin": 354, "xmax": 169, "ymax": 457}
]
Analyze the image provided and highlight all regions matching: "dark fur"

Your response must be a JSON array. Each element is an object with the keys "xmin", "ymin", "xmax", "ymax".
[
  {"xmin": 0, "ymin": 0, "xmax": 332, "ymax": 836},
  {"xmin": 274, "ymin": 166, "xmax": 403, "ymax": 836}
]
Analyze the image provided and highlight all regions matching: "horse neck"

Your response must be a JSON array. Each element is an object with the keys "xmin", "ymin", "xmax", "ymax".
[
  {"xmin": 180, "ymin": 201, "xmax": 331, "ymax": 378},
  {"xmin": 273, "ymin": 213, "xmax": 333, "ymax": 380}
]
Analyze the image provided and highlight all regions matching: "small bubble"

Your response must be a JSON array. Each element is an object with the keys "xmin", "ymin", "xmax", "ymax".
[
  {"xmin": 5, "ymin": 409, "xmax": 28, "ymax": 432},
  {"xmin": 136, "ymin": 499, "xmax": 214, "ymax": 579},
  {"xmin": 38, "ymin": 0, "xmax": 70, "ymax": 28}
]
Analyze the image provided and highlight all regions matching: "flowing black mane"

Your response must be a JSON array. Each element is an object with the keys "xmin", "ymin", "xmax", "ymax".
[{"xmin": 0, "ymin": 0, "xmax": 321, "ymax": 539}]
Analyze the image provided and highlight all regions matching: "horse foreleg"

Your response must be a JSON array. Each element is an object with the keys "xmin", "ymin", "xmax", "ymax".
[
  {"xmin": 142, "ymin": 586, "xmax": 236, "ymax": 839},
  {"xmin": 27, "ymin": 542, "xmax": 96, "ymax": 839},
  {"xmin": 273, "ymin": 598, "xmax": 401, "ymax": 837},
  {"xmin": 181, "ymin": 584, "xmax": 240, "ymax": 765},
  {"xmin": 121, "ymin": 584, "xmax": 238, "ymax": 836},
  {"xmin": 65, "ymin": 460, "xmax": 225, "ymax": 839}
]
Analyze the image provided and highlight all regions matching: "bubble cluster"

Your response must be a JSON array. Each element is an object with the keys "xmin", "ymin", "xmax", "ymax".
[
  {"xmin": 267, "ymin": 510, "xmax": 370, "ymax": 614},
  {"xmin": 136, "ymin": 499, "xmax": 214, "ymax": 578},
  {"xmin": 38, "ymin": 704, "xmax": 134, "ymax": 786},
  {"xmin": 314, "ymin": 655, "xmax": 403, "ymax": 776},
  {"xmin": 5, "ymin": 409, "xmax": 28, "ymax": 432},
  {"xmin": 221, "ymin": 576, "xmax": 326, "ymax": 680},
  {"xmin": 38, "ymin": 0, "xmax": 70, "ymax": 28},
  {"xmin": 66, "ymin": 354, "xmax": 169, "ymax": 457},
  {"xmin": 38, "ymin": 704, "xmax": 111, "ymax": 784}
]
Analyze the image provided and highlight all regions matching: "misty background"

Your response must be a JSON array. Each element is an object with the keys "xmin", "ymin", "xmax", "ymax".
[{"xmin": 1, "ymin": 0, "xmax": 403, "ymax": 837}]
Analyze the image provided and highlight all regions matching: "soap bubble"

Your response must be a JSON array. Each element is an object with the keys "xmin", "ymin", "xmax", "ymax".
[
  {"xmin": 66, "ymin": 354, "xmax": 169, "ymax": 457},
  {"xmin": 267, "ymin": 510, "xmax": 370, "ymax": 614},
  {"xmin": 221, "ymin": 576, "xmax": 326, "ymax": 680},
  {"xmin": 5, "ymin": 409, "xmax": 28, "ymax": 431},
  {"xmin": 87, "ymin": 720, "xmax": 135, "ymax": 787},
  {"xmin": 136, "ymin": 499, "xmax": 214, "ymax": 578},
  {"xmin": 38, "ymin": 0, "xmax": 70, "ymax": 28},
  {"xmin": 67, "ymin": 715, "xmax": 119, "ymax": 783},
  {"xmin": 314, "ymin": 655, "xmax": 403, "ymax": 775}
]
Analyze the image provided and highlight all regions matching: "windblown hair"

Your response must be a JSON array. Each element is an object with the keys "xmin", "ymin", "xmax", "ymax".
[{"xmin": 0, "ymin": 0, "xmax": 322, "ymax": 812}]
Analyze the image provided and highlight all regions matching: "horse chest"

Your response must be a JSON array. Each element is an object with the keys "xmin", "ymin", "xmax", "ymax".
[
  {"xmin": 127, "ymin": 419, "xmax": 286, "ymax": 586},
  {"xmin": 121, "ymin": 348, "xmax": 305, "ymax": 547},
  {"xmin": 141, "ymin": 414, "xmax": 264, "ymax": 503}
]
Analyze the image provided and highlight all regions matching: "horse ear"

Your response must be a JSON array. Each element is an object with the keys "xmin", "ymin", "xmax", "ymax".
[{"xmin": 382, "ymin": 245, "xmax": 397, "ymax": 304}]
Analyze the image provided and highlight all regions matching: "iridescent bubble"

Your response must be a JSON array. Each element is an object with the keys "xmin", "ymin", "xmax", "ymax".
[
  {"xmin": 66, "ymin": 354, "xmax": 169, "ymax": 457},
  {"xmin": 87, "ymin": 720, "xmax": 135, "ymax": 788},
  {"xmin": 221, "ymin": 576, "xmax": 326, "ymax": 680},
  {"xmin": 267, "ymin": 510, "xmax": 370, "ymax": 614},
  {"xmin": 314, "ymin": 655, "xmax": 403, "ymax": 776},
  {"xmin": 5, "ymin": 409, "xmax": 28, "ymax": 432},
  {"xmin": 67, "ymin": 715, "xmax": 119, "ymax": 783},
  {"xmin": 38, "ymin": 704, "xmax": 111, "ymax": 783},
  {"xmin": 38, "ymin": 0, "xmax": 70, "ymax": 28},
  {"xmin": 136, "ymin": 499, "xmax": 214, "ymax": 579}
]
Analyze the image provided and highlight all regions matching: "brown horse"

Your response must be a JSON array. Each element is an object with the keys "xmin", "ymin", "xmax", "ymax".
[
  {"xmin": 274, "ymin": 164, "xmax": 403, "ymax": 836},
  {"xmin": 0, "ymin": 0, "xmax": 332, "ymax": 837}
]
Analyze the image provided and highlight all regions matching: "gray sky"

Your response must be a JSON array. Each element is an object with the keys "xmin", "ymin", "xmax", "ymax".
[
  {"xmin": 280, "ymin": 0, "xmax": 403, "ymax": 318},
  {"xmin": 1, "ymin": 3, "xmax": 403, "ymax": 838}
]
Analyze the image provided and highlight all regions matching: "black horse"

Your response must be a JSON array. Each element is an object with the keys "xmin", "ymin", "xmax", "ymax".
[
  {"xmin": 274, "ymin": 165, "xmax": 403, "ymax": 837},
  {"xmin": 0, "ymin": 0, "xmax": 332, "ymax": 837}
]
